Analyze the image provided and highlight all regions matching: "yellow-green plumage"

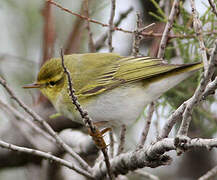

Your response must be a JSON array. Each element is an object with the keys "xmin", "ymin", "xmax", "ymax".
[{"xmin": 35, "ymin": 53, "xmax": 203, "ymax": 127}]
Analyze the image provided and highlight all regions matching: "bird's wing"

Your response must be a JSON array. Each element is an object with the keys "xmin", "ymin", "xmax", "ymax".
[{"xmin": 77, "ymin": 56, "xmax": 182, "ymax": 97}]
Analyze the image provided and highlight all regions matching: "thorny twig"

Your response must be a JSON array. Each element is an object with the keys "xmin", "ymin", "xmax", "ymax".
[{"xmin": 60, "ymin": 49, "xmax": 114, "ymax": 180}]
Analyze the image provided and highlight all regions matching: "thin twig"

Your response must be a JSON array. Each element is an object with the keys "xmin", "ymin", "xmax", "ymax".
[
  {"xmin": 0, "ymin": 140, "xmax": 93, "ymax": 179},
  {"xmin": 158, "ymin": 74, "xmax": 217, "ymax": 140},
  {"xmin": 48, "ymin": 0, "xmax": 132, "ymax": 34},
  {"xmin": 157, "ymin": 0, "xmax": 179, "ymax": 58},
  {"xmin": 158, "ymin": 102, "xmax": 187, "ymax": 140},
  {"xmin": 190, "ymin": 0, "xmax": 208, "ymax": 73},
  {"xmin": 198, "ymin": 164, "xmax": 217, "ymax": 180},
  {"xmin": 208, "ymin": 0, "xmax": 217, "ymax": 17},
  {"xmin": 137, "ymin": 102, "xmax": 155, "ymax": 149},
  {"xmin": 178, "ymin": 40, "xmax": 217, "ymax": 136},
  {"xmin": 60, "ymin": 49, "xmax": 114, "ymax": 180},
  {"xmin": 132, "ymin": 12, "xmax": 142, "ymax": 56},
  {"xmin": 154, "ymin": 106, "xmax": 160, "ymax": 138},
  {"xmin": 141, "ymin": 31, "xmax": 217, "ymax": 39},
  {"xmin": 202, "ymin": 76, "xmax": 217, "ymax": 100},
  {"xmin": 0, "ymin": 99, "xmax": 55, "ymax": 143},
  {"xmin": 109, "ymin": 131, "xmax": 114, "ymax": 158},
  {"xmin": 108, "ymin": 0, "xmax": 116, "ymax": 52},
  {"xmin": 0, "ymin": 77, "xmax": 91, "ymax": 173},
  {"xmin": 84, "ymin": 0, "xmax": 96, "ymax": 52},
  {"xmin": 95, "ymin": 7, "xmax": 133, "ymax": 50},
  {"xmin": 117, "ymin": 124, "xmax": 126, "ymax": 155}
]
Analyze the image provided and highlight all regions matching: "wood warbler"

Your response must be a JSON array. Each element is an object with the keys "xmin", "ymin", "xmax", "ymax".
[{"xmin": 23, "ymin": 53, "xmax": 203, "ymax": 127}]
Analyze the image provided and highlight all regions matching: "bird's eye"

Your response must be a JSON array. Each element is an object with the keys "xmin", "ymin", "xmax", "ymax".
[{"xmin": 49, "ymin": 81, "xmax": 56, "ymax": 86}]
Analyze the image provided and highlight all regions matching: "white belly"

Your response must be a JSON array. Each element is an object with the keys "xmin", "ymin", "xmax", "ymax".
[{"xmin": 56, "ymin": 70, "xmax": 195, "ymax": 127}]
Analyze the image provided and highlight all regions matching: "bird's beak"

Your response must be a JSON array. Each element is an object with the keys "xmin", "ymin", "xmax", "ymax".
[{"xmin": 23, "ymin": 82, "xmax": 42, "ymax": 89}]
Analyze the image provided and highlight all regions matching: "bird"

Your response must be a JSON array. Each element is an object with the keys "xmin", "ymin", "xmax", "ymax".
[{"xmin": 23, "ymin": 53, "xmax": 203, "ymax": 128}]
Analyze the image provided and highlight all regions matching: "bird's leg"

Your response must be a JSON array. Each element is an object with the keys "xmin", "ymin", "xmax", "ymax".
[{"xmin": 88, "ymin": 123, "xmax": 112, "ymax": 149}]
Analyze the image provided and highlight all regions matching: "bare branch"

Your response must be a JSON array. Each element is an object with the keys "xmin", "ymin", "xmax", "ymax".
[
  {"xmin": 0, "ymin": 77, "xmax": 91, "ymax": 173},
  {"xmin": 158, "ymin": 102, "xmax": 187, "ymax": 140},
  {"xmin": 109, "ymin": 131, "xmax": 114, "ymax": 158},
  {"xmin": 190, "ymin": 0, "xmax": 208, "ymax": 72},
  {"xmin": 137, "ymin": 102, "xmax": 155, "ymax": 149},
  {"xmin": 157, "ymin": 0, "xmax": 179, "ymax": 58},
  {"xmin": 95, "ymin": 7, "xmax": 133, "ymax": 50},
  {"xmin": 202, "ymin": 76, "xmax": 217, "ymax": 99},
  {"xmin": 208, "ymin": 0, "xmax": 217, "ymax": 17},
  {"xmin": 0, "ymin": 140, "xmax": 93, "ymax": 179},
  {"xmin": 178, "ymin": 40, "xmax": 217, "ymax": 136},
  {"xmin": 95, "ymin": 136, "xmax": 217, "ymax": 178},
  {"xmin": 84, "ymin": 0, "xmax": 96, "ymax": 52},
  {"xmin": 117, "ymin": 124, "xmax": 126, "ymax": 155},
  {"xmin": 108, "ymin": 0, "xmax": 116, "ymax": 52},
  {"xmin": 48, "ymin": 0, "xmax": 133, "ymax": 34},
  {"xmin": 0, "ymin": 99, "xmax": 55, "ymax": 144},
  {"xmin": 132, "ymin": 12, "xmax": 142, "ymax": 56}
]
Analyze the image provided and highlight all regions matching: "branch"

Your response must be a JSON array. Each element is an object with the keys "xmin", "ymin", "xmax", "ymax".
[
  {"xmin": 202, "ymin": 76, "xmax": 217, "ymax": 100},
  {"xmin": 93, "ymin": 138, "xmax": 173, "ymax": 179},
  {"xmin": 108, "ymin": 0, "xmax": 116, "ymax": 52},
  {"xmin": 137, "ymin": 102, "xmax": 155, "ymax": 149},
  {"xmin": 158, "ymin": 101, "xmax": 187, "ymax": 140},
  {"xmin": 117, "ymin": 124, "xmax": 126, "ymax": 155},
  {"xmin": 109, "ymin": 131, "xmax": 114, "ymax": 158},
  {"xmin": 60, "ymin": 50, "xmax": 114, "ymax": 180},
  {"xmin": 208, "ymin": 0, "xmax": 217, "ymax": 17},
  {"xmin": 48, "ymin": 0, "xmax": 133, "ymax": 33},
  {"xmin": 132, "ymin": 12, "xmax": 142, "ymax": 56},
  {"xmin": 0, "ymin": 77, "xmax": 91, "ymax": 173},
  {"xmin": 0, "ymin": 140, "xmax": 93, "ymax": 179},
  {"xmin": 178, "ymin": 40, "xmax": 217, "ymax": 136},
  {"xmin": 93, "ymin": 137, "xmax": 217, "ymax": 179},
  {"xmin": 95, "ymin": 7, "xmax": 133, "ymax": 50},
  {"xmin": 0, "ymin": 99, "xmax": 55, "ymax": 144},
  {"xmin": 157, "ymin": 0, "xmax": 179, "ymax": 58},
  {"xmin": 190, "ymin": 0, "xmax": 208, "ymax": 72},
  {"xmin": 84, "ymin": 0, "xmax": 96, "ymax": 52}
]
